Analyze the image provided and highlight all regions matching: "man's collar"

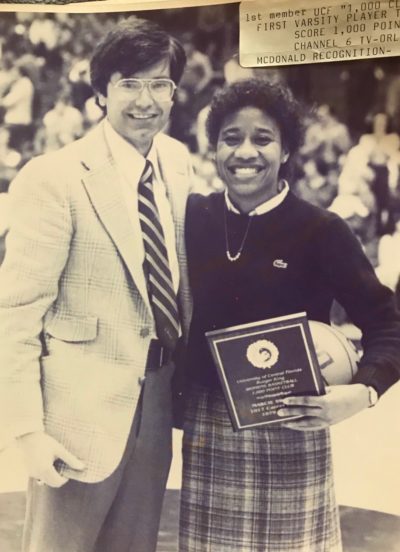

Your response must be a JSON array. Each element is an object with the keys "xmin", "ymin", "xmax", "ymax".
[
  {"xmin": 103, "ymin": 118, "xmax": 160, "ymax": 183},
  {"xmin": 225, "ymin": 180, "xmax": 289, "ymax": 216},
  {"xmin": 104, "ymin": 118, "xmax": 146, "ymax": 163}
]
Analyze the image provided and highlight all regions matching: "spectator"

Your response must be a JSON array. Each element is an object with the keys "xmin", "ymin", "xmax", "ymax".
[
  {"xmin": 28, "ymin": 14, "xmax": 63, "ymax": 73},
  {"xmin": 39, "ymin": 90, "xmax": 84, "ymax": 152},
  {"xmin": 338, "ymin": 144, "xmax": 376, "ymax": 213},
  {"xmin": 359, "ymin": 112, "xmax": 400, "ymax": 159},
  {"xmin": 0, "ymin": 127, "xmax": 22, "ymax": 192},
  {"xmin": 181, "ymin": 32, "xmax": 214, "ymax": 95},
  {"xmin": 359, "ymin": 113, "xmax": 400, "ymax": 234},
  {"xmin": 0, "ymin": 53, "xmax": 16, "ymax": 101},
  {"xmin": 28, "ymin": 14, "xmax": 59, "ymax": 57},
  {"xmin": 294, "ymin": 158, "xmax": 339, "ymax": 209},
  {"xmin": 68, "ymin": 57, "xmax": 93, "ymax": 112},
  {"xmin": 376, "ymin": 212, "xmax": 400, "ymax": 290},
  {"xmin": 0, "ymin": 59, "xmax": 34, "ymax": 151},
  {"xmin": 195, "ymin": 4, "xmax": 231, "ymax": 67},
  {"xmin": 171, "ymin": 34, "xmax": 216, "ymax": 152},
  {"xmin": 385, "ymin": 73, "xmax": 400, "ymax": 134},
  {"xmin": 300, "ymin": 104, "xmax": 352, "ymax": 164},
  {"xmin": 329, "ymin": 194, "xmax": 372, "ymax": 243}
]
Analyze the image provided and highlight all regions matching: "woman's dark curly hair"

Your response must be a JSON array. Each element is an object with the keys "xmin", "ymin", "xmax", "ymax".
[{"xmin": 206, "ymin": 78, "xmax": 305, "ymax": 157}]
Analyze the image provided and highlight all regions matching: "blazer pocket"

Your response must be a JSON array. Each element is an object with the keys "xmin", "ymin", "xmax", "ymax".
[{"xmin": 45, "ymin": 315, "xmax": 98, "ymax": 343}]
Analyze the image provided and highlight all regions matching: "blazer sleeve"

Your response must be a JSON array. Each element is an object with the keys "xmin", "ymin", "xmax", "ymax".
[
  {"xmin": 0, "ymin": 156, "xmax": 73, "ymax": 438},
  {"xmin": 317, "ymin": 215, "xmax": 400, "ymax": 396}
]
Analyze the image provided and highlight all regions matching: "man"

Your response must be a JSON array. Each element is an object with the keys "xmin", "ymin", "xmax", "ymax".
[{"xmin": 0, "ymin": 17, "xmax": 192, "ymax": 552}]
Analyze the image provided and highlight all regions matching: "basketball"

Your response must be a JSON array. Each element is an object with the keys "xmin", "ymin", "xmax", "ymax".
[{"xmin": 308, "ymin": 321, "xmax": 359, "ymax": 386}]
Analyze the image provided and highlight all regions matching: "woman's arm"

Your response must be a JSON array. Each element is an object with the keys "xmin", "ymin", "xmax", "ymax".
[{"xmin": 278, "ymin": 215, "xmax": 400, "ymax": 429}]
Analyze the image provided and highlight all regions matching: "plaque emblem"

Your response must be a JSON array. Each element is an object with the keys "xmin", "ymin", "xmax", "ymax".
[{"xmin": 246, "ymin": 339, "xmax": 279, "ymax": 369}]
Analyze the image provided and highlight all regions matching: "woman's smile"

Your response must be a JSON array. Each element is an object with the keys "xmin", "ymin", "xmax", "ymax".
[{"xmin": 228, "ymin": 165, "xmax": 264, "ymax": 179}]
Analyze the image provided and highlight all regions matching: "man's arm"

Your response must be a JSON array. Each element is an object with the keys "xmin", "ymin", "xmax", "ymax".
[{"xmin": 0, "ymin": 157, "xmax": 84, "ymax": 484}]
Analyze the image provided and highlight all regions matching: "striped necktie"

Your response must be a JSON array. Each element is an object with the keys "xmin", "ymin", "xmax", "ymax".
[{"xmin": 138, "ymin": 160, "xmax": 180, "ymax": 351}]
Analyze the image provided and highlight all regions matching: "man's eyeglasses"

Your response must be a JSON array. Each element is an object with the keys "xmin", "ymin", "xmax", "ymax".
[{"xmin": 113, "ymin": 78, "xmax": 176, "ymax": 101}]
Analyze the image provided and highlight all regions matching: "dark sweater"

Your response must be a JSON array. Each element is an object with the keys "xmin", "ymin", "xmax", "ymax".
[{"xmin": 185, "ymin": 191, "xmax": 400, "ymax": 395}]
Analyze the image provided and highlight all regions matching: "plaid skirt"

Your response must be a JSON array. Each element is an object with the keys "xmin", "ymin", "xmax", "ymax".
[{"xmin": 179, "ymin": 386, "xmax": 342, "ymax": 552}]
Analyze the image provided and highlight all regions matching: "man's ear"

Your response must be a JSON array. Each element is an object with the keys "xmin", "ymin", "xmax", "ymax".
[
  {"xmin": 97, "ymin": 94, "xmax": 107, "ymax": 108},
  {"xmin": 94, "ymin": 94, "xmax": 107, "ymax": 115}
]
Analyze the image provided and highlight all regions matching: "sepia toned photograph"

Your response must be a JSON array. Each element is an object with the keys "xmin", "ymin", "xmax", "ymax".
[{"xmin": 0, "ymin": 2, "xmax": 399, "ymax": 551}]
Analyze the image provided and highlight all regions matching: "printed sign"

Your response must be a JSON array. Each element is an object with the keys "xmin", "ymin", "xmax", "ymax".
[{"xmin": 240, "ymin": 0, "xmax": 400, "ymax": 66}]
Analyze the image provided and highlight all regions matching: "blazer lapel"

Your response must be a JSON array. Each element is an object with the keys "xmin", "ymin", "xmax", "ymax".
[{"xmin": 80, "ymin": 124, "xmax": 152, "ymax": 313}]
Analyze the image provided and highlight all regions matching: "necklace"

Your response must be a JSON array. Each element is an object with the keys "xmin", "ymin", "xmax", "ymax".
[{"xmin": 224, "ymin": 203, "xmax": 252, "ymax": 262}]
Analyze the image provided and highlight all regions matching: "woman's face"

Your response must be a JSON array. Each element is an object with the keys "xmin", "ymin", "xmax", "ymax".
[{"xmin": 216, "ymin": 106, "xmax": 288, "ymax": 211}]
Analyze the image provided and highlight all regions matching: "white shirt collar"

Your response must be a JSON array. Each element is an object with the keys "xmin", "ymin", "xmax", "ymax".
[
  {"xmin": 225, "ymin": 180, "xmax": 289, "ymax": 216},
  {"xmin": 103, "ymin": 118, "xmax": 160, "ymax": 186}
]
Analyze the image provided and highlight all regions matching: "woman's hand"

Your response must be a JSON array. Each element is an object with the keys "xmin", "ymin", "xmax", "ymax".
[{"xmin": 277, "ymin": 384, "xmax": 371, "ymax": 431}]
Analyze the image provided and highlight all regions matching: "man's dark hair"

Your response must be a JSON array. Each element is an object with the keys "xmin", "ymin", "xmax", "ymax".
[
  {"xmin": 206, "ymin": 78, "xmax": 305, "ymax": 156},
  {"xmin": 90, "ymin": 16, "xmax": 186, "ymax": 96}
]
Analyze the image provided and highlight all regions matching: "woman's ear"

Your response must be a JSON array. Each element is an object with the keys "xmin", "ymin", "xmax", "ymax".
[{"xmin": 281, "ymin": 151, "xmax": 289, "ymax": 164}]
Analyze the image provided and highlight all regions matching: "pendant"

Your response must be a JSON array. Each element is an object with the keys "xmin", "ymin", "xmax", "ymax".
[
  {"xmin": 224, "ymin": 201, "xmax": 252, "ymax": 263},
  {"xmin": 226, "ymin": 250, "xmax": 242, "ymax": 262}
]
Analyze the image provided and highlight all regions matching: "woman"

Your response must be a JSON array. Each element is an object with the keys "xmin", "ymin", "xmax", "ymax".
[{"xmin": 179, "ymin": 79, "xmax": 400, "ymax": 552}]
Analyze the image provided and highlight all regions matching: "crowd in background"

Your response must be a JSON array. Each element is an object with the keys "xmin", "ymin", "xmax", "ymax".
[{"xmin": 0, "ymin": 8, "xmax": 400, "ymax": 311}]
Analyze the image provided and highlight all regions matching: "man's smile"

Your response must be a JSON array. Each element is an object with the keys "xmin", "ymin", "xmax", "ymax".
[{"xmin": 127, "ymin": 112, "xmax": 157, "ymax": 120}]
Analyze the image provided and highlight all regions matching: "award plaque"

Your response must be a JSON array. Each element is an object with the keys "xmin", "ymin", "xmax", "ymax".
[{"xmin": 206, "ymin": 312, "xmax": 325, "ymax": 431}]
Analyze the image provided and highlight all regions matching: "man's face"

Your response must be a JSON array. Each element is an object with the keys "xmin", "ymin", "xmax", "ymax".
[{"xmin": 99, "ymin": 59, "xmax": 174, "ymax": 156}]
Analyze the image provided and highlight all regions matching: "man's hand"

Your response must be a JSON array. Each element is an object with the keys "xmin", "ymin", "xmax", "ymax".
[
  {"xmin": 17, "ymin": 431, "xmax": 85, "ymax": 487},
  {"xmin": 277, "ymin": 384, "xmax": 371, "ymax": 431}
]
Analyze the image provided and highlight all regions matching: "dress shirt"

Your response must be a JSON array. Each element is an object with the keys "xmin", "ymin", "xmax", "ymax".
[
  {"xmin": 103, "ymin": 119, "xmax": 180, "ymax": 296},
  {"xmin": 225, "ymin": 180, "xmax": 289, "ymax": 216}
]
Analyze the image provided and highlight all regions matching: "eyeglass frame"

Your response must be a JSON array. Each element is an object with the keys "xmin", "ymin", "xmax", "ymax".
[{"xmin": 112, "ymin": 77, "xmax": 177, "ymax": 101}]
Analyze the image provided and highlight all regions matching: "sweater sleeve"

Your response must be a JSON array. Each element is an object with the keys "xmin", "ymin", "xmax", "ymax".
[{"xmin": 317, "ymin": 215, "xmax": 400, "ymax": 396}]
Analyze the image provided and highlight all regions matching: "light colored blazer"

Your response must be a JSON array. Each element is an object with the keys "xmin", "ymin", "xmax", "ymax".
[{"xmin": 0, "ymin": 123, "xmax": 193, "ymax": 482}]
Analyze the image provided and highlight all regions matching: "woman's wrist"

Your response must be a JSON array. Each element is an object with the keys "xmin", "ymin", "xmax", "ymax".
[
  {"xmin": 354, "ymin": 383, "xmax": 378, "ymax": 409},
  {"xmin": 365, "ymin": 385, "xmax": 379, "ymax": 407}
]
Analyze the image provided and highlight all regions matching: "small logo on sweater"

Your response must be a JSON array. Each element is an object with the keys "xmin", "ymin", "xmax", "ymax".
[{"xmin": 273, "ymin": 259, "xmax": 288, "ymax": 269}]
